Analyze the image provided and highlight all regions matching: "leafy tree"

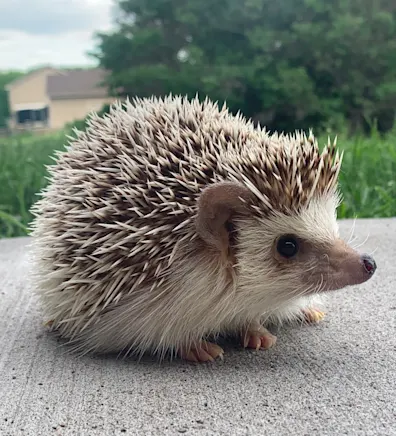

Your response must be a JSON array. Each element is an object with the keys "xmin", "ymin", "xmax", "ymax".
[{"xmin": 92, "ymin": 0, "xmax": 396, "ymax": 134}]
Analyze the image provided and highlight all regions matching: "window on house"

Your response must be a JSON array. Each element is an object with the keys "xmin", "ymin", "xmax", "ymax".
[{"xmin": 16, "ymin": 106, "xmax": 49, "ymax": 124}]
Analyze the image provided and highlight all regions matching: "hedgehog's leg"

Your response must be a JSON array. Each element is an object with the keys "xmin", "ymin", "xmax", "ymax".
[
  {"xmin": 241, "ymin": 320, "xmax": 277, "ymax": 350},
  {"xmin": 179, "ymin": 341, "xmax": 224, "ymax": 363},
  {"xmin": 298, "ymin": 295, "xmax": 326, "ymax": 324},
  {"xmin": 301, "ymin": 307, "xmax": 326, "ymax": 324},
  {"xmin": 273, "ymin": 295, "xmax": 326, "ymax": 325}
]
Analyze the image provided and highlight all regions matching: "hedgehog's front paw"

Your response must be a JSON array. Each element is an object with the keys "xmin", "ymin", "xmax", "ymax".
[
  {"xmin": 241, "ymin": 325, "xmax": 277, "ymax": 350},
  {"xmin": 179, "ymin": 341, "xmax": 224, "ymax": 363},
  {"xmin": 302, "ymin": 307, "xmax": 326, "ymax": 324}
]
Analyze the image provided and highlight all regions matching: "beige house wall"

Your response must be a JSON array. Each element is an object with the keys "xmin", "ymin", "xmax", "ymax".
[
  {"xmin": 49, "ymin": 97, "xmax": 115, "ymax": 129},
  {"xmin": 8, "ymin": 68, "xmax": 58, "ymax": 110},
  {"xmin": 7, "ymin": 67, "xmax": 60, "ymax": 130}
]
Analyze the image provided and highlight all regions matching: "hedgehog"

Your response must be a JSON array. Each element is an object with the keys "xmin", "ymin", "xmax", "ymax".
[{"xmin": 29, "ymin": 94, "xmax": 377, "ymax": 363}]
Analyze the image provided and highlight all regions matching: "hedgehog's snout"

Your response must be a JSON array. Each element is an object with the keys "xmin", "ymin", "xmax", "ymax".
[
  {"xmin": 346, "ymin": 251, "xmax": 377, "ymax": 284},
  {"xmin": 322, "ymin": 239, "xmax": 378, "ymax": 291},
  {"xmin": 361, "ymin": 254, "xmax": 377, "ymax": 276}
]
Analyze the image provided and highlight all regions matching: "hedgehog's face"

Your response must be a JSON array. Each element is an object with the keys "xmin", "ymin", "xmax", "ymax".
[
  {"xmin": 236, "ymin": 195, "xmax": 377, "ymax": 298},
  {"xmin": 196, "ymin": 181, "xmax": 377, "ymax": 301}
]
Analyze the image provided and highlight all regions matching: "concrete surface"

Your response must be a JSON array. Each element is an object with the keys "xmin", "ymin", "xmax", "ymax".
[{"xmin": 0, "ymin": 218, "xmax": 395, "ymax": 436}]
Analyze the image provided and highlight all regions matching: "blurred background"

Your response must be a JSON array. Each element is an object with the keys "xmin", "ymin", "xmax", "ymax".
[{"xmin": 0, "ymin": 0, "xmax": 395, "ymax": 238}]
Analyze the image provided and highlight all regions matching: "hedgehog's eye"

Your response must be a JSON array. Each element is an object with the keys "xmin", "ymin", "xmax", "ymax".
[{"xmin": 277, "ymin": 235, "xmax": 299, "ymax": 258}]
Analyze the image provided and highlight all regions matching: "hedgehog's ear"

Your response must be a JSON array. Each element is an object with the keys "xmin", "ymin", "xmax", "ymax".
[{"xmin": 196, "ymin": 181, "xmax": 252, "ymax": 255}]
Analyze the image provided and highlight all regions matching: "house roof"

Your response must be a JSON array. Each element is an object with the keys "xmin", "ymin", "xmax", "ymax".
[
  {"xmin": 46, "ymin": 69, "xmax": 109, "ymax": 100},
  {"xmin": 4, "ymin": 66, "xmax": 60, "ymax": 91}
]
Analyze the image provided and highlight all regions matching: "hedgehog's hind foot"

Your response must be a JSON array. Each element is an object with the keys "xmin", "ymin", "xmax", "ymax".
[
  {"xmin": 179, "ymin": 341, "xmax": 224, "ymax": 363},
  {"xmin": 241, "ymin": 322, "xmax": 277, "ymax": 350},
  {"xmin": 302, "ymin": 307, "xmax": 326, "ymax": 324}
]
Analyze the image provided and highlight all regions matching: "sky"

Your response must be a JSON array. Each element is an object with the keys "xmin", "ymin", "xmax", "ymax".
[{"xmin": 0, "ymin": 0, "xmax": 115, "ymax": 71}]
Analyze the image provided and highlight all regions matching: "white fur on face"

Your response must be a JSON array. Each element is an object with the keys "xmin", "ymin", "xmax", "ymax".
[
  {"xmin": 234, "ymin": 193, "xmax": 342, "ymax": 318},
  {"xmin": 257, "ymin": 193, "xmax": 341, "ymax": 245}
]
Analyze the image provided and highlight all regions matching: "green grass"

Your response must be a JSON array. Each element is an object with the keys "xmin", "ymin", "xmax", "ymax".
[
  {"xmin": 0, "ymin": 131, "xmax": 67, "ymax": 238},
  {"xmin": 0, "ymin": 128, "xmax": 395, "ymax": 238},
  {"xmin": 334, "ymin": 130, "xmax": 396, "ymax": 219}
]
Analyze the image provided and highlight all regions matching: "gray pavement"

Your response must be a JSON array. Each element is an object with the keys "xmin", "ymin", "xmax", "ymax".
[{"xmin": 0, "ymin": 218, "xmax": 395, "ymax": 436}]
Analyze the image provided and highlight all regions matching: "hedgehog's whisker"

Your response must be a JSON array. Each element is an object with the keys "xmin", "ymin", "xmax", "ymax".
[
  {"xmin": 368, "ymin": 247, "xmax": 378, "ymax": 257},
  {"xmin": 351, "ymin": 231, "xmax": 370, "ymax": 251},
  {"xmin": 317, "ymin": 274, "xmax": 326, "ymax": 294},
  {"xmin": 347, "ymin": 217, "xmax": 357, "ymax": 245}
]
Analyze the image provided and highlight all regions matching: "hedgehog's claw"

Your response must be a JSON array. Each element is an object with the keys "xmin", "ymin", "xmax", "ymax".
[
  {"xmin": 180, "ymin": 341, "xmax": 224, "ymax": 363},
  {"xmin": 302, "ymin": 307, "xmax": 326, "ymax": 324},
  {"xmin": 241, "ymin": 325, "xmax": 277, "ymax": 350}
]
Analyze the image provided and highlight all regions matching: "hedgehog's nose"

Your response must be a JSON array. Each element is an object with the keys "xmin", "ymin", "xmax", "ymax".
[{"xmin": 361, "ymin": 254, "xmax": 377, "ymax": 276}]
